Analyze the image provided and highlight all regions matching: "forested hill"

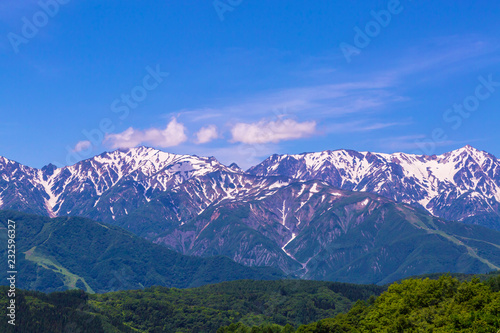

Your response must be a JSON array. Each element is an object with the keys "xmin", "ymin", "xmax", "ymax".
[
  {"xmin": 0, "ymin": 210, "xmax": 283, "ymax": 293},
  {"xmin": 0, "ymin": 279, "xmax": 383, "ymax": 333},
  {"xmin": 1, "ymin": 274, "xmax": 499, "ymax": 332},
  {"xmin": 221, "ymin": 273, "xmax": 500, "ymax": 332}
]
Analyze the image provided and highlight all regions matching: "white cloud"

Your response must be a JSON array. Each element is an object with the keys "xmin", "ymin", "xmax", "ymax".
[
  {"xmin": 231, "ymin": 119, "xmax": 317, "ymax": 144},
  {"xmin": 194, "ymin": 125, "xmax": 219, "ymax": 144},
  {"xmin": 104, "ymin": 118, "xmax": 187, "ymax": 149},
  {"xmin": 73, "ymin": 140, "xmax": 92, "ymax": 152}
]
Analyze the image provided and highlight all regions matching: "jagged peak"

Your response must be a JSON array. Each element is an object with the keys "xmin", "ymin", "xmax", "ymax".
[
  {"xmin": 41, "ymin": 163, "xmax": 58, "ymax": 176},
  {"xmin": 255, "ymin": 145, "xmax": 496, "ymax": 163},
  {"xmin": 107, "ymin": 146, "xmax": 216, "ymax": 163},
  {"xmin": 0, "ymin": 156, "xmax": 40, "ymax": 173},
  {"xmin": 451, "ymin": 145, "xmax": 483, "ymax": 154},
  {"xmin": 229, "ymin": 162, "xmax": 242, "ymax": 171},
  {"xmin": 1, "ymin": 145, "xmax": 497, "ymax": 175},
  {"xmin": 111, "ymin": 146, "xmax": 175, "ymax": 157},
  {"xmin": 248, "ymin": 145, "xmax": 500, "ymax": 181},
  {"xmin": 0, "ymin": 155, "xmax": 23, "ymax": 166},
  {"xmin": 441, "ymin": 145, "xmax": 494, "ymax": 162},
  {"xmin": 0, "ymin": 156, "xmax": 12, "ymax": 165}
]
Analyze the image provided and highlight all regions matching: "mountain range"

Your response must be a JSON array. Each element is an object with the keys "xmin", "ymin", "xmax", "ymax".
[
  {"xmin": 248, "ymin": 145, "xmax": 500, "ymax": 230},
  {"xmin": 2, "ymin": 145, "xmax": 499, "ymax": 228},
  {"xmin": 1, "ymin": 145, "xmax": 499, "ymax": 284}
]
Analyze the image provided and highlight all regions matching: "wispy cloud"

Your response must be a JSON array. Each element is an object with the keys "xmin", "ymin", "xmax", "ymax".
[
  {"xmin": 177, "ymin": 109, "xmax": 224, "ymax": 122},
  {"xmin": 176, "ymin": 34, "xmax": 499, "ymax": 128},
  {"xmin": 377, "ymin": 34, "xmax": 500, "ymax": 83},
  {"xmin": 178, "ymin": 78, "xmax": 400, "ymax": 126},
  {"xmin": 104, "ymin": 118, "xmax": 187, "ymax": 149},
  {"xmin": 325, "ymin": 119, "xmax": 412, "ymax": 134}
]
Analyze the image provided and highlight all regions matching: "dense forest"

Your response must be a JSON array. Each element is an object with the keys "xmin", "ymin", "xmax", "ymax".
[
  {"xmin": 0, "ymin": 279, "xmax": 383, "ymax": 332},
  {"xmin": 0, "ymin": 273, "xmax": 498, "ymax": 332},
  {"xmin": 220, "ymin": 273, "xmax": 500, "ymax": 332}
]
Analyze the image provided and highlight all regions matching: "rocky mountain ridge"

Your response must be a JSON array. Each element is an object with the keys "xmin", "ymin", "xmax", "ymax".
[
  {"xmin": 248, "ymin": 145, "xmax": 500, "ymax": 228},
  {"xmin": 2, "ymin": 145, "xmax": 500, "ymax": 283}
]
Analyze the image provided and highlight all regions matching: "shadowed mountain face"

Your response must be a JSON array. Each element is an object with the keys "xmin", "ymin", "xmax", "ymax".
[{"xmin": 0, "ymin": 146, "xmax": 499, "ymax": 284}]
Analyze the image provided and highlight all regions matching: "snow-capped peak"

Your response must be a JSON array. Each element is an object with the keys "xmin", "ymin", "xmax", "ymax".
[
  {"xmin": 0, "ymin": 147, "xmax": 236, "ymax": 217},
  {"xmin": 247, "ymin": 146, "xmax": 500, "ymax": 224},
  {"xmin": 1, "ymin": 145, "xmax": 499, "ymax": 230}
]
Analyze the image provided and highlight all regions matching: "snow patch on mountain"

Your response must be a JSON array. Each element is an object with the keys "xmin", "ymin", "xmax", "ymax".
[{"xmin": 248, "ymin": 146, "xmax": 500, "ymax": 223}]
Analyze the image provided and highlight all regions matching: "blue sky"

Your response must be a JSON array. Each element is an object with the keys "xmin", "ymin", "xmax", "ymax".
[{"xmin": 1, "ymin": 0, "xmax": 499, "ymax": 169}]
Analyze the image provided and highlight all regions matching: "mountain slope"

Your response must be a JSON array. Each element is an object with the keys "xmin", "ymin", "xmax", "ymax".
[
  {"xmin": 152, "ymin": 180, "xmax": 500, "ymax": 284},
  {"xmin": 0, "ymin": 210, "xmax": 283, "ymax": 293},
  {"xmin": 248, "ymin": 145, "xmax": 500, "ymax": 230},
  {"xmin": 0, "ymin": 156, "xmax": 47, "ymax": 216}
]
